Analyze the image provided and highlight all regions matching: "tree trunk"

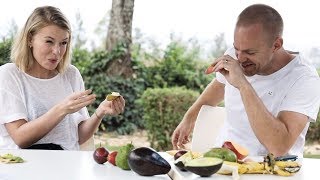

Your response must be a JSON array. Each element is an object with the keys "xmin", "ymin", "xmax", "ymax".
[{"xmin": 105, "ymin": 0, "xmax": 134, "ymax": 78}]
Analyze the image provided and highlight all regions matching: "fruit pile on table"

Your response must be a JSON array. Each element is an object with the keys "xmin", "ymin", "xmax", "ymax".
[
  {"xmin": 167, "ymin": 141, "xmax": 301, "ymax": 177},
  {"xmin": 93, "ymin": 143, "xmax": 171, "ymax": 176}
]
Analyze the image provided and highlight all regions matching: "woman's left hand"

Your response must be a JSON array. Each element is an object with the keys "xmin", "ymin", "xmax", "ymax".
[{"xmin": 95, "ymin": 96, "xmax": 126, "ymax": 118}]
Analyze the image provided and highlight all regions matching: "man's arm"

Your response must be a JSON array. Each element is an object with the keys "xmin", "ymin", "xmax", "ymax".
[
  {"xmin": 172, "ymin": 78, "xmax": 225, "ymax": 149},
  {"xmin": 239, "ymin": 81, "xmax": 308, "ymax": 156}
]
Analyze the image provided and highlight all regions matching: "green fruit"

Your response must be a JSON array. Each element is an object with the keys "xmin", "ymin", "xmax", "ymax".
[
  {"xmin": 203, "ymin": 147, "xmax": 237, "ymax": 162},
  {"xmin": 115, "ymin": 143, "xmax": 135, "ymax": 170}
]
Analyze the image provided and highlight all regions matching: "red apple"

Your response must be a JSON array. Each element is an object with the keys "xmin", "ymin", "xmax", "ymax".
[
  {"xmin": 174, "ymin": 150, "xmax": 188, "ymax": 160},
  {"xmin": 93, "ymin": 146, "xmax": 109, "ymax": 164},
  {"xmin": 222, "ymin": 141, "xmax": 249, "ymax": 160},
  {"xmin": 107, "ymin": 151, "xmax": 118, "ymax": 166}
]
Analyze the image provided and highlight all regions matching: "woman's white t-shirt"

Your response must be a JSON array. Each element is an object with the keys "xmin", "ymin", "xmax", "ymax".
[
  {"xmin": 215, "ymin": 48, "xmax": 320, "ymax": 157},
  {"xmin": 0, "ymin": 63, "xmax": 89, "ymax": 150}
]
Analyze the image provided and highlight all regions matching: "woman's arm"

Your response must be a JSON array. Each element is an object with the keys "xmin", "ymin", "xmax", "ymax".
[
  {"xmin": 4, "ymin": 90, "xmax": 95, "ymax": 148},
  {"xmin": 78, "ymin": 96, "xmax": 125, "ymax": 145}
]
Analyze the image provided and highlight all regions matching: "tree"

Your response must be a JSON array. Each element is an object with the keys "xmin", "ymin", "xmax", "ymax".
[
  {"xmin": 210, "ymin": 33, "xmax": 227, "ymax": 59},
  {"xmin": 72, "ymin": 11, "xmax": 87, "ymax": 49},
  {"xmin": 94, "ymin": 12, "xmax": 110, "ymax": 50},
  {"xmin": 105, "ymin": 0, "xmax": 134, "ymax": 78}
]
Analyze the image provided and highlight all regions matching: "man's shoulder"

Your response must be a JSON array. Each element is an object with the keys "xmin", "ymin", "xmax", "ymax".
[{"xmin": 291, "ymin": 55, "xmax": 318, "ymax": 77}]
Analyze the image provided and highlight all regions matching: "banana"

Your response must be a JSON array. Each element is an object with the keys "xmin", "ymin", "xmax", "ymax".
[{"xmin": 218, "ymin": 153, "xmax": 301, "ymax": 177}]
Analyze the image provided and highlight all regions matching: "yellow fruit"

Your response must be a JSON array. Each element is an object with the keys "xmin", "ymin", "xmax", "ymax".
[{"xmin": 106, "ymin": 92, "xmax": 120, "ymax": 101}]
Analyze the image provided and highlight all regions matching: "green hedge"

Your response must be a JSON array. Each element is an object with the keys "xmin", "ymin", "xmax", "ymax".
[
  {"xmin": 72, "ymin": 41, "xmax": 212, "ymax": 135},
  {"xmin": 0, "ymin": 38, "xmax": 12, "ymax": 65},
  {"xmin": 73, "ymin": 48, "xmax": 146, "ymax": 135},
  {"xmin": 306, "ymin": 108, "xmax": 320, "ymax": 143},
  {"xmin": 141, "ymin": 87, "xmax": 199, "ymax": 151}
]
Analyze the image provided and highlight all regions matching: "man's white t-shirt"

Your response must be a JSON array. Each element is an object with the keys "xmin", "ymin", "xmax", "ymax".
[
  {"xmin": 0, "ymin": 63, "xmax": 90, "ymax": 150},
  {"xmin": 215, "ymin": 48, "xmax": 320, "ymax": 157}
]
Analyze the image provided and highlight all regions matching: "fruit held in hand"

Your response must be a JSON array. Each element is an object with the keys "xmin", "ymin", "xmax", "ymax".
[
  {"xmin": 174, "ymin": 150, "xmax": 188, "ymax": 160},
  {"xmin": 222, "ymin": 141, "xmax": 249, "ymax": 160},
  {"xmin": 106, "ymin": 92, "xmax": 121, "ymax": 101},
  {"xmin": 108, "ymin": 151, "xmax": 118, "ymax": 166},
  {"xmin": 93, "ymin": 146, "xmax": 109, "ymax": 164}
]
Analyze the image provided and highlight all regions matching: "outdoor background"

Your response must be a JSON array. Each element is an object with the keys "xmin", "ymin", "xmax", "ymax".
[{"xmin": 0, "ymin": 0, "xmax": 319, "ymax": 157}]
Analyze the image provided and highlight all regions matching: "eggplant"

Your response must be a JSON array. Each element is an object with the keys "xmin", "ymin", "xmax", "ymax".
[{"xmin": 128, "ymin": 147, "xmax": 171, "ymax": 176}]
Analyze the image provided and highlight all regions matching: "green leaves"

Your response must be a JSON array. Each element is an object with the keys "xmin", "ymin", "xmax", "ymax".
[{"xmin": 141, "ymin": 87, "xmax": 199, "ymax": 151}]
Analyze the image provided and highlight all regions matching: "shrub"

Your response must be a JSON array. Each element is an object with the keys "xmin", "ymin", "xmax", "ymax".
[
  {"xmin": 141, "ymin": 40, "xmax": 212, "ymax": 92},
  {"xmin": 306, "ymin": 109, "xmax": 320, "ymax": 143},
  {"xmin": 75, "ymin": 48, "xmax": 146, "ymax": 135},
  {"xmin": 0, "ymin": 38, "xmax": 12, "ymax": 66},
  {"xmin": 141, "ymin": 87, "xmax": 199, "ymax": 151},
  {"xmin": 85, "ymin": 74, "xmax": 145, "ymax": 135}
]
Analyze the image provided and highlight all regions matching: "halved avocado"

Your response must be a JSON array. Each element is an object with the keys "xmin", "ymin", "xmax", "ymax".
[
  {"xmin": 174, "ymin": 151, "xmax": 193, "ymax": 171},
  {"xmin": 184, "ymin": 157, "xmax": 223, "ymax": 177}
]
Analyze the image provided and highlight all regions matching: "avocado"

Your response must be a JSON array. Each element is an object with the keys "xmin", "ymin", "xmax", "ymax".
[
  {"xmin": 204, "ymin": 147, "xmax": 237, "ymax": 162},
  {"xmin": 184, "ymin": 157, "xmax": 223, "ymax": 177},
  {"xmin": 115, "ymin": 143, "xmax": 135, "ymax": 170},
  {"xmin": 128, "ymin": 147, "xmax": 171, "ymax": 176},
  {"xmin": 174, "ymin": 151, "xmax": 194, "ymax": 171}
]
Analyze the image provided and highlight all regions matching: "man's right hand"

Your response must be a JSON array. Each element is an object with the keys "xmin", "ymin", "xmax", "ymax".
[{"xmin": 171, "ymin": 120, "xmax": 194, "ymax": 150}]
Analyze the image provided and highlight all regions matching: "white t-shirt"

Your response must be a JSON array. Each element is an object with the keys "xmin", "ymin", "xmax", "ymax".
[
  {"xmin": 0, "ymin": 63, "xmax": 90, "ymax": 150},
  {"xmin": 215, "ymin": 48, "xmax": 320, "ymax": 157}
]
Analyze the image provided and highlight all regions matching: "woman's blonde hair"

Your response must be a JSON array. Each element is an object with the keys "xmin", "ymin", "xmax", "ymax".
[{"xmin": 10, "ymin": 6, "xmax": 72, "ymax": 73}]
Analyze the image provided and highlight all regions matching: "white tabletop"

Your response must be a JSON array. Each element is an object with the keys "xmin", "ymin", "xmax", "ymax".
[
  {"xmin": 0, "ymin": 149, "xmax": 318, "ymax": 180},
  {"xmin": 0, "ymin": 149, "xmax": 170, "ymax": 180}
]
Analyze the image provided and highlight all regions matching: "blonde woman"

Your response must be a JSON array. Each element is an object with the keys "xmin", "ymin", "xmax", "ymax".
[{"xmin": 0, "ymin": 6, "xmax": 125, "ymax": 150}]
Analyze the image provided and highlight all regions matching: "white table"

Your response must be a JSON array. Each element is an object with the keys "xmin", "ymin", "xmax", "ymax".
[
  {"xmin": 0, "ymin": 149, "xmax": 318, "ymax": 180},
  {"xmin": 0, "ymin": 149, "xmax": 170, "ymax": 180}
]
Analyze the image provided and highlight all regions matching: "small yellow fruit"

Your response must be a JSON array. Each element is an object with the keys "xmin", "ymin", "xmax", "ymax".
[{"xmin": 106, "ymin": 92, "xmax": 120, "ymax": 101}]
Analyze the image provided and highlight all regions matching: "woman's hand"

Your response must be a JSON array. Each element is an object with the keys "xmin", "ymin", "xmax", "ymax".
[
  {"xmin": 57, "ymin": 89, "xmax": 96, "ymax": 115},
  {"xmin": 95, "ymin": 96, "xmax": 126, "ymax": 118}
]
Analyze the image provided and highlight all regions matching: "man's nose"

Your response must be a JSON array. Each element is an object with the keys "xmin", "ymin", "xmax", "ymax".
[{"xmin": 236, "ymin": 51, "xmax": 246, "ymax": 63}]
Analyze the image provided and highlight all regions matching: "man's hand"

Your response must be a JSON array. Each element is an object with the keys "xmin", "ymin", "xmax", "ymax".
[
  {"xmin": 171, "ymin": 120, "xmax": 194, "ymax": 150},
  {"xmin": 207, "ymin": 55, "xmax": 248, "ymax": 89}
]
